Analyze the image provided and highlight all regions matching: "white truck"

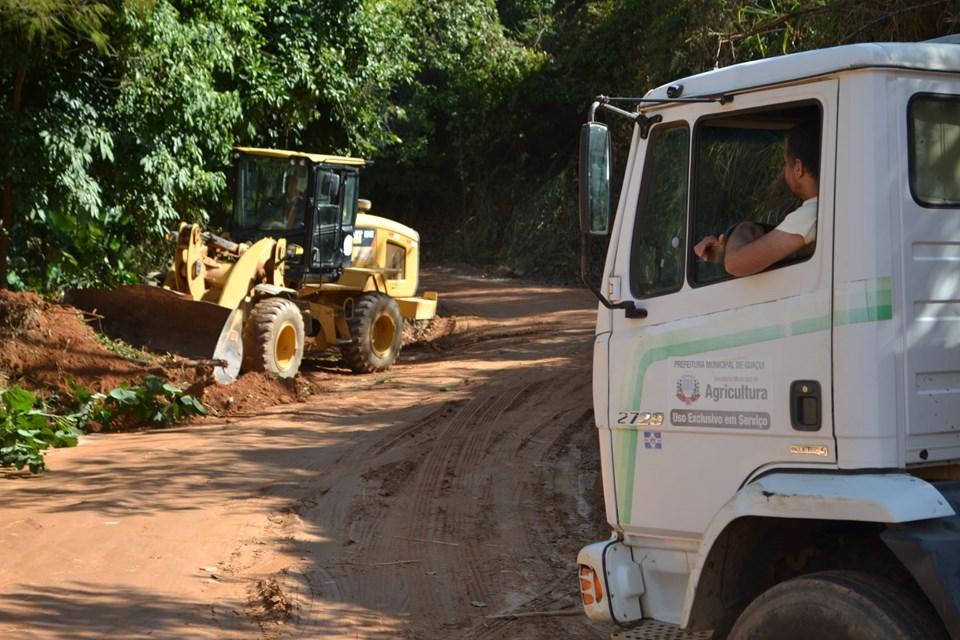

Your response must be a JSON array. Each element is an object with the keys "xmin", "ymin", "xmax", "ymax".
[{"xmin": 576, "ymin": 38, "xmax": 960, "ymax": 639}]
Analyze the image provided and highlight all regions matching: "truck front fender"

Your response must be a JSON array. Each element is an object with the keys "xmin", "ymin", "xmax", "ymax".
[
  {"xmin": 681, "ymin": 472, "xmax": 956, "ymax": 627},
  {"xmin": 882, "ymin": 480, "xmax": 960, "ymax": 640}
]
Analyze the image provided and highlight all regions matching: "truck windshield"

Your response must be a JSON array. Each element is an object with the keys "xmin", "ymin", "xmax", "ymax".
[{"xmin": 235, "ymin": 157, "xmax": 309, "ymax": 236}]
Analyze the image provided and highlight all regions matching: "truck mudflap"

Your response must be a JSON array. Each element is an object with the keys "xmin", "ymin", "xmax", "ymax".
[
  {"xmin": 881, "ymin": 480, "xmax": 960, "ymax": 639},
  {"xmin": 578, "ymin": 539, "xmax": 645, "ymax": 624}
]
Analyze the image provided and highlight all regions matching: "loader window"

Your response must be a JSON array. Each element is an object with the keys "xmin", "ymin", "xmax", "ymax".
[
  {"xmin": 629, "ymin": 124, "xmax": 689, "ymax": 298},
  {"xmin": 690, "ymin": 104, "xmax": 820, "ymax": 285},
  {"xmin": 341, "ymin": 173, "xmax": 359, "ymax": 227},
  {"xmin": 312, "ymin": 170, "xmax": 342, "ymax": 268},
  {"xmin": 386, "ymin": 242, "xmax": 405, "ymax": 280},
  {"xmin": 909, "ymin": 94, "xmax": 960, "ymax": 207},
  {"xmin": 235, "ymin": 157, "xmax": 309, "ymax": 236}
]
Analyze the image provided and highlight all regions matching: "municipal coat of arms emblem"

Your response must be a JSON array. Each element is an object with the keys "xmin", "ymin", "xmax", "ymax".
[{"xmin": 676, "ymin": 375, "xmax": 700, "ymax": 404}]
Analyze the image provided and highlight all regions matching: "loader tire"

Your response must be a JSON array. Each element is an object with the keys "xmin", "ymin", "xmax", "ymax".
[
  {"xmin": 341, "ymin": 293, "xmax": 403, "ymax": 373},
  {"xmin": 243, "ymin": 297, "xmax": 304, "ymax": 378}
]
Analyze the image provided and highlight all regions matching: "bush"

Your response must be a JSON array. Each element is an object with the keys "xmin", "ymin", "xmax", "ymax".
[
  {"xmin": 0, "ymin": 376, "xmax": 206, "ymax": 474},
  {"xmin": 94, "ymin": 375, "xmax": 207, "ymax": 428},
  {"xmin": 0, "ymin": 386, "xmax": 81, "ymax": 473}
]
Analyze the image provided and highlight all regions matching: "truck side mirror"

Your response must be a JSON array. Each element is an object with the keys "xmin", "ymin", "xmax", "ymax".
[{"xmin": 579, "ymin": 122, "xmax": 611, "ymax": 236}]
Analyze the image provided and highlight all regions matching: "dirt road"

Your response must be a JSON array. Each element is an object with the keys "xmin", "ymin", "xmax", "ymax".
[{"xmin": 0, "ymin": 270, "xmax": 616, "ymax": 639}]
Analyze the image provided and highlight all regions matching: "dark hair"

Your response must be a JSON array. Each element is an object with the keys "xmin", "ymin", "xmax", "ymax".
[{"xmin": 785, "ymin": 121, "xmax": 820, "ymax": 180}]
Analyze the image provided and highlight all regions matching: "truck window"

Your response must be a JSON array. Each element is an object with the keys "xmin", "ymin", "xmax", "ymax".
[
  {"xmin": 909, "ymin": 94, "xmax": 960, "ymax": 207},
  {"xmin": 629, "ymin": 124, "xmax": 689, "ymax": 298},
  {"xmin": 690, "ymin": 105, "xmax": 821, "ymax": 285}
]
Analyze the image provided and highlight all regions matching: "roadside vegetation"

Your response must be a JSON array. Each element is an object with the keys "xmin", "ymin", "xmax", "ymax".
[
  {"xmin": 1, "ymin": 376, "xmax": 205, "ymax": 473},
  {"xmin": 2, "ymin": 1, "xmax": 956, "ymax": 292}
]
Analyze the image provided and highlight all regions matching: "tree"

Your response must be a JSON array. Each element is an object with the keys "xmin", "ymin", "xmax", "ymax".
[{"xmin": 0, "ymin": 0, "xmax": 111, "ymax": 287}]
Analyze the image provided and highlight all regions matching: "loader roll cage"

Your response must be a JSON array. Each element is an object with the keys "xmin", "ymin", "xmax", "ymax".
[{"xmin": 230, "ymin": 149, "xmax": 362, "ymax": 285}]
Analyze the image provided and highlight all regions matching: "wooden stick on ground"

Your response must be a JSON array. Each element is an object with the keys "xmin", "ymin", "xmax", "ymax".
[
  {"xmin": 487, "ymin": 609, "xmax": 582, "ymax": 620},
  {"xmin": 366, "ymin": 559, "xmax": 423, "ymax": 567},
  {"xmin": 393, "ymin": 536, "xmax": 461, "ymax": 547}
]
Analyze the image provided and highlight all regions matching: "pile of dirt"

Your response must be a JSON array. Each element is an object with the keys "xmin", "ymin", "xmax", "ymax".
[
  {"xmin": 0, "ymin": 289, "xmax": 316, "ymax": 420},
  {"xmin": 0, "ymin": 288, "xmax": 456, "ymax": 424},
  {"xmin": 0, "ymin": 289, "xmax": 158, "ymax": 393},
  {"xmin": 401, "ymin": 316, "xmax": 456, "ymax": 346},
  {"xmin": 200, "ymin": 372, "xmax": 316, "ymax": 416}
]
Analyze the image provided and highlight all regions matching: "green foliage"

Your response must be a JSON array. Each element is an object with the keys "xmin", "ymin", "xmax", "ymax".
[
  {"xmin": 241, "ymin": 0, "xmax": 416, "ymax": 154},
  {"xmin": 0, "ymin": 386, "xmax": 81, "ymax": 473},
  {"xmin": 0, "ymin": 376, "xmax": 205, "ymax": 474},
  {"xmin": 2, "ymin": 0, "xmax": 958, "ymax": 288},
  {"xmin": 0, "ymin": 0, "xmax": 112, "ymax": 59},
  {"xmin": 94, "ymin": 332, "xmax": 155, "ymax": 361},
  {"xmin": 98, "ymin": 375, "xmax": 206, "ymax": 427},
  {"xmin": 112, "ymin": 1, "xmax": 242, "ymax": 231}
]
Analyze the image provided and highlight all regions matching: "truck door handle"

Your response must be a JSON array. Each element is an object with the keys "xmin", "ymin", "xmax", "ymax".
[{"xmin": 790, "ymin": 380, "xmax": 821, "ymax": 431}]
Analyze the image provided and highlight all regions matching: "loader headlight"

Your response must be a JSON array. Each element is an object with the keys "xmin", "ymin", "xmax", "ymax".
[
  {"xmin": 342, "ymin": 234, "xmax": 354, "ymax": 255},
  {"xmin": 286, "ymin": 243, "xmax": 304, "ymax": 258}
]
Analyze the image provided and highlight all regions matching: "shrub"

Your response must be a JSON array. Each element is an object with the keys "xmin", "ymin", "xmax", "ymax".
[{"xmin": 0, "ymin": 386, "xmax": 81, "ymax": 473}]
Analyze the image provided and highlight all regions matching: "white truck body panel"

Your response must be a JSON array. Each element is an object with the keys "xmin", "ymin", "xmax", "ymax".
[
  {"xmin": 603, "ymin": 78, "xmax": 839, "ymax": 538},
  {"xmin": 643, "ymin": 42, "xmax": 960, "ymax": 100},
  {"xmin": 898, "ymin": 75, "xmax": 960, "ymax": 462}
]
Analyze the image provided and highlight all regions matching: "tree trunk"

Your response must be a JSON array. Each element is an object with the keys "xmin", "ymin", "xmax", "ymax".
[{"xmin": 0, "ymin": 68, "xmax": 25, "ymax": 289}]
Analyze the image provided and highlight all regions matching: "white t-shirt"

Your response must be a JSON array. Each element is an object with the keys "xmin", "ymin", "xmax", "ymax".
[{"xmin": 775, "ymin": 197, "xmax": 817, "ymax": 244}]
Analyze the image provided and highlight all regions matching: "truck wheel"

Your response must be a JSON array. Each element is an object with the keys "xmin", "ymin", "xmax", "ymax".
[
  {"xmin": 728, "ymin": 570, "xmax": 947, "ymax": 640},
  {"xmin": 341, "ymin": 293, "xmax": 402, "ymax": 373},
  {"xmin": 243, "ymin": 297, "xmax": 304, "ymax": 378}
]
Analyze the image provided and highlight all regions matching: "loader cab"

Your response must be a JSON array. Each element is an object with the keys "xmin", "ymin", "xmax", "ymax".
[{"xmin": 230, "ymin": 147, "xmax": 364, "ymax": 284}]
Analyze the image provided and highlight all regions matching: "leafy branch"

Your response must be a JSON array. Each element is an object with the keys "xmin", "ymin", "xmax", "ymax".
[
  {"xmin": 0, "ymin": 386, "xmax": 81, "ymax": 473},
  {"xmin": 1, "ymin": 375, "xmax": 206, "ymax": 474}
]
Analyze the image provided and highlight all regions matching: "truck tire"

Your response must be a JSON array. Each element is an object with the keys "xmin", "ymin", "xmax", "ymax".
[
  {"xmin": 341, "ymin": 293, "xmax": 402, "ymax": 373},
  {"xmin": 243, "ymin": 297, "xmax": 304, "ymax": 378},
  {"xmin": 728, "ymin": 570, "xmax": 947, "ymax": 640}
]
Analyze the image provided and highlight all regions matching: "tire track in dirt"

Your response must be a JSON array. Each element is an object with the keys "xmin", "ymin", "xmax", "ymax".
[
  {"xmin": 0, "ymin": 272, "xmax": 612, "ymax": 640},
  {"xmin": 287, "ymin": 394, "xmax": 487, "ymax": 634},
  {"xmin": 237, "ymin": 275, "xmax": 612, "ymax": 639},
  {"xmin": 464, "ymin": 374, "xmax": 602, "ymax": 639},
  {"xmin": 385, "ymin": 389, "xmax": 509, "ymax": 624},
  {"xmin": 292, "ymin": 370, "xmax": 599, "ymax": 638}
]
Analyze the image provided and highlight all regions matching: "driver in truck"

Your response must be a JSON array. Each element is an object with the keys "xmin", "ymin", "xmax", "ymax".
[{"xmin": 693, "ymin": 121, "xmax": 820, "ymax": 277}]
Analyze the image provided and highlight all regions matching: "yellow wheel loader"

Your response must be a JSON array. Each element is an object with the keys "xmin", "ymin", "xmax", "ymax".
[{"xmin": 67, "ymin": 148, "xmax": 437, "ymax": 383}]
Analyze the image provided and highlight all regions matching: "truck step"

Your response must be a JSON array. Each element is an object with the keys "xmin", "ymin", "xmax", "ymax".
[{"xmin": 612, "ymin": 620, "xmax": 713, "ymax": 640}]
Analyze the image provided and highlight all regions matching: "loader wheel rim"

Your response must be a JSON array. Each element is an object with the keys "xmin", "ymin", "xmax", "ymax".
[
  {"xmin": 274, "ymin": 322, "xmax": 298, "ymax": 371},
  {"xmin": 371, "ymin": 313, "xmax": 396, "ymax": 357}
]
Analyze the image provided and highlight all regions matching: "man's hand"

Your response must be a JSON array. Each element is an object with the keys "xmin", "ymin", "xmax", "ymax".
[{"xmin": 694, "ymin": 234, "xmax": 726, "ymax": 264}]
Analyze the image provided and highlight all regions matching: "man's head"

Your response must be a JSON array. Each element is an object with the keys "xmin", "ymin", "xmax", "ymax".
[
  {"xmin": 783, "ymin": 121, "xmax": 820, "ymax": 199},
  {"xmin": 286, "ymin": 173, "xmax": 303, "ymax": 200}
]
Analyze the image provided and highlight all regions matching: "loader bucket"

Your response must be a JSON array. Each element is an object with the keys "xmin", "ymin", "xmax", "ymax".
[{"xmin": 65, "ymin": 285, "xmax": 243, "ymax": 384}]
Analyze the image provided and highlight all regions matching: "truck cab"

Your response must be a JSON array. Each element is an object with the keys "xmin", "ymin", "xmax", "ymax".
[{"xmin": 577, "ymin": 40, "xmax": 960, "ymax": 639}]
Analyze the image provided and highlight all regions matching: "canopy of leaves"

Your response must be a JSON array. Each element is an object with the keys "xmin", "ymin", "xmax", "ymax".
[{"xmin": 1, "ymin": 0, "xmax": 957, "ymax": 289}]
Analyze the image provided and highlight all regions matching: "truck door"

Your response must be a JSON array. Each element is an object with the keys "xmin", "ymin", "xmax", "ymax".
[
  {"xmin": 604, "ymin": 80, "xmax": 839, "ymax": 537},
  {"xmin": 899, "ymin": 82, "xmax": 960, "ymax": 463}
]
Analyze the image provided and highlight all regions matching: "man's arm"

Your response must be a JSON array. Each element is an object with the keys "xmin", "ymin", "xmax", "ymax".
[
  {"xmin": 693, "ymin": 234, "xmax": 726, "ymax": 264},
  {"xmin": 723, "ymin": 227, "xmax": 805, "ymax": 277}
]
